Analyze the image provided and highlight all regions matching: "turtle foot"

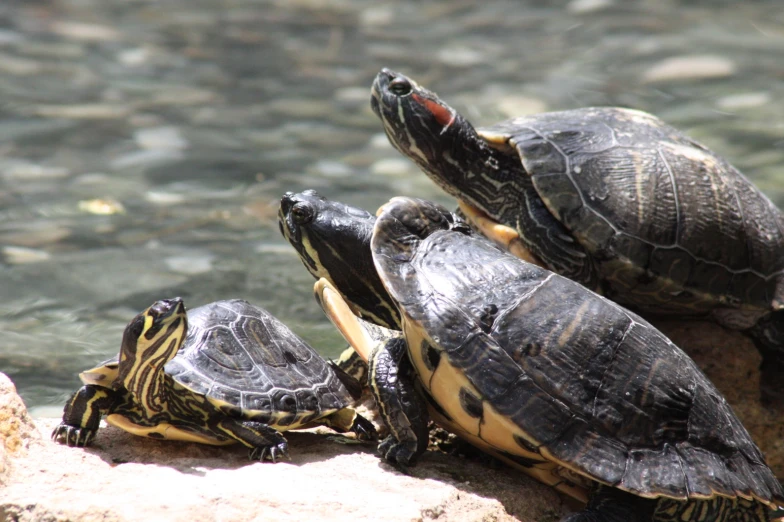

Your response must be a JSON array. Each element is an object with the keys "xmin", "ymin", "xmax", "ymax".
[
  {"xmin": 561, "ymin": 486, "xmax": 654, "ymax": 522},
  {"xmin": 248, "ymin": 441, "xmax": 290, "ymax": 463},
  {"xmin": 51, "ymin": 424, "xmax": 95, "ymax": 447},
  {"xmin": 378, "ymin": 435, "xmax": 418, "ymax": 467}
]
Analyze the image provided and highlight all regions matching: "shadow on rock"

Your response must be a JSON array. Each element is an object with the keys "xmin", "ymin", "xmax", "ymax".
[{"xmin": 54, "ymin": 420, "xmax": 378, "ymax": 475}]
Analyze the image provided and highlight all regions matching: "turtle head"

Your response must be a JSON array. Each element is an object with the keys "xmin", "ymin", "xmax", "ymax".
[
  {"xmin": 372, "ymin": 69, "xmax": 517, "ymax": 220},
  {"xmin": 117, "ymin": 298, "xmax": 187, "ymax": 410},
  {"xmin": 370, "ymin": 69, "xmax": 464, "ymax": 142},
  {"xmin": 371, "ymin": 69, "xmax": 466, "ymax": 163},
  {"xmin": 372, "ymin": 197, "xmax": 471, "ymax": 266},
  {"xmin": 279, "ymin": 190, "xmax": 401, "ymax": 329}
]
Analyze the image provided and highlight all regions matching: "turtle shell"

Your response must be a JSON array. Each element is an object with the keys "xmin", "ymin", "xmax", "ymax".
[
  {"xmin": 164, "ymin": 299, "xmax": 351, "ymax": 425},
  {"xmin": 479, "ymin": 107, "xmax": 784, "ymax": 314},
  {"xmin": 371, "ymin": 197, "xmax": 784, "ymax": 508}
]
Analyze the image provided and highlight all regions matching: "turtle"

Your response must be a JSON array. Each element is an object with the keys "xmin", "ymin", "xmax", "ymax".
[
  {"xmin": 51, "ymin": 297, "xmax": 376, "ymax": 461},
  {"xmin": 370, "ymin": 68, "xmax": 784, "ymax": 406},
  {"xmin": 279, "ymin": 189, "xmax": 400, "ymax": 331},
  {"xmin": 280, "ymin": 191, "xmax": 784, "ymax": 521}
]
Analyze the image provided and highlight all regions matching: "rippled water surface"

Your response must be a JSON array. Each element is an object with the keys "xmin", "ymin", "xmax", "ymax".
[{"xmin": 1, "ymin": 0, "xmax": 783, "ymax": 413}]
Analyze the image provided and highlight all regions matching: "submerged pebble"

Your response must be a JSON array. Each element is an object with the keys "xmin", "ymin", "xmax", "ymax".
[
  {"xmin": 370, "ymin": 158, "xmax": 414, "ymax": 177},
  {"xmin": 78, "ymin": 198, "xmax": 126, "ymax": 215},
  {"xmin": 3, "ymin": 246, "xmax": 51, "ymax": 264},
  {"xmin": 716, "ymin": 92, "xmax": 771, "ymax": 111},
  {"xmin": 164, "ymin": 255, "xmax": 214, "ymax": 275},
  {"xmin": 642, "ymin": 55, "xmax": 736, "ymax": 83},
  {"xmin": 134, "ymin": 126, "xmax": 189, "ymax": 151}
]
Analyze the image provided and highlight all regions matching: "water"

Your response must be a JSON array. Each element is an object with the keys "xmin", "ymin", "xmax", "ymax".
[{"xmin": 1, "ymin": 0, "xmax": 783, "ymax": 414}]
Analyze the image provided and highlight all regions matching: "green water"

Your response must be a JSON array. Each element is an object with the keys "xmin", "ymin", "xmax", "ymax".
[{"xmin": 0, "ymin": 0, "xmax": 783, "ymax": 414}]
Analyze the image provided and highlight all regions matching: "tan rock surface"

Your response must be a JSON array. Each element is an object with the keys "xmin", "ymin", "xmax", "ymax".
[
  {"xmin": 2, "ymin": 318, "xmax": 782, "ymax": 522},
  {"xmin": 0, "ymin": 383, "xmax": 568, "ymax": 522},
  {"xmin": 0, "ymin": 373, "xmax": 40, "ymax": 485}
]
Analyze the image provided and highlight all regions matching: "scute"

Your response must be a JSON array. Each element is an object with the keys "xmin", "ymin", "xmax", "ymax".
[
  {"xmin": 482, "ymin": 107, "xmax": 784, "ymax": 311},
  {"xmin": 372, "ymin": 200, "xmax": 784, "ymax": 507},
  {"xmin": 165, "ymin": 299, "xmax": 350, "ymax": 416}
]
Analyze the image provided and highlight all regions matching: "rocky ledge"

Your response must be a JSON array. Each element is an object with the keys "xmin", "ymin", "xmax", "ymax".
[
  {"xmin": 0, "ymin": 373, "xmax": 568, "ymax": 522},
  {"xmin": 2, "ymin": 318, "xmax": 783, "ymax": 522}
]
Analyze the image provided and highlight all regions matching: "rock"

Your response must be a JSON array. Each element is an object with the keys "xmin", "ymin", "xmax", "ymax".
[
  {"xmin": 2, "ymin": 246, "xmax": 51, "ymax": 264},
  {"xmin": 436, "ymin": 46, "xmax": 487, "ymax": 68},
  {"xmin": 641, "ymin": 55, "xmax": 736, "ymax": 83},
  {"xmin": 32, "ymin": 104, "xmax": 133, "ymax": 120},
  {"xmin": 134, "ymin": 126, "xmax": 189, "ymax": 151},
  {"xmin": 370, "ymin": 158, "xmax": 415, "ymax": 177},
  {"xmin": 716, "ymin": 92, "xmax": 772, "ymax": 111},
  {"xmin": 0, "ymin": 373, "xmax": 568, "ymax": 521},
  {"xmin": 0, "ymin": 373, "xmax": 39, "ymax": 484},
  {"xmin": 566, "ymin": 0, "xmax": 614, "ymax": 14}
]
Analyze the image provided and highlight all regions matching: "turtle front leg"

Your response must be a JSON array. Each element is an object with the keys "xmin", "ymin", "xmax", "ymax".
[
  {"xmin": 214, "ymin": 418, "xmax": 290, "ymax": 462},
  {"xmin": 561, "ymin": 486, "xmax": 655, "ymax": 522},
  {"xmin": 368, "ymin": 336, "xmax": 429, "ymax": 467},
  {"xmin": 52, "ymin": 385, "xmax": 120, "ymax": 447}
]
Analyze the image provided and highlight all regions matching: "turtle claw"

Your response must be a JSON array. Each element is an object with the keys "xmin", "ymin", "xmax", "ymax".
[
  {"xmin": 51, "ymin": 424, "xmax": 95, "ymax": 447},
  {"xmin": 350, "ymin": 415, "xmax": 378, "ymax": 442},
  {"xmin": 378, "ymin": 435, "xmax": 418, "ymax": 467},
  {"xmin": 249, "ymin": 442, "xmax": 290, "ymax": 463}
]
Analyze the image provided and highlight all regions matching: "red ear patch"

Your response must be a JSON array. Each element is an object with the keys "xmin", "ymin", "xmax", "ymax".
[{"xmin": 413, "ymin": 94, "xmax": 455, "ymax": 127}]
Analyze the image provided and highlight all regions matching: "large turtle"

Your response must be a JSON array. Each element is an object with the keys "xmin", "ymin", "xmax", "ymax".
[
  {"xmin": 280, "ymin": 191, "xmax": 784, "ymax": 521},
  {"xmin": 52, "ymin": 297, "xmax": 376, "ymax": 460},
  {"xmin": 370, "ymin": 68, "xmax": 784, "ymax": 405}
]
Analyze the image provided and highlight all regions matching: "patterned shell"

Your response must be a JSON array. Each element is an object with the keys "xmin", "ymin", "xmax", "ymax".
[
  {"xmin": 482, "ymin": 107, "xmax": 784, "ymax": 312},
  {"xmin": 371, "ymin": 199, "xmax": 784, "ymax": 508},
  {"xmin": 165, "ymin": 299, "xmax": 351, "ymax": 419}
]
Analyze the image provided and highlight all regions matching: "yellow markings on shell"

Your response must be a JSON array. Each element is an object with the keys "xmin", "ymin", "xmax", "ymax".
[
  {"xmin": 264, "ymin": 411, "xmax": 327, "ymax": 432},
  {"xmin": 458, "ymin": 200, "xmax": 546, "ymax": 268},
  {"xmin": 404, "ymin": 318, "xmax": 590, "ymax": 504},
  {"xmin": 407, "ymin": 325, "xmax": 480, "ymax": 437},
  {"xmin": 427, "ymin": 405, "xmax": 590, "ymax": 503},
  {"xmin": 662, "ymin": 141, "xmax": 718, "ymax": 168},
  {"xmin": 206, "ymin": 389, "xmax": 339, "ymax": 433},
  {"xmin": 631, "ymin": 150, "xmax": 647, "ymax": 228},
  {"xmin": 557, "ymin": 301, "xmax": 589, "ymax": 348},
  {"xmin": 105, "ymin": 414, "xmax": 233, "ymax": 445}
]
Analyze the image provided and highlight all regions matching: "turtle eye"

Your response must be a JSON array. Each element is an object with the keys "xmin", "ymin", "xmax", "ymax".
[
  {"xmin": 388, "ymin": 77, "xmax": 412, "ymax": 96},
  {"xmin": 291, "ymin": 202, "xmax": 314, "ymax": 225}
]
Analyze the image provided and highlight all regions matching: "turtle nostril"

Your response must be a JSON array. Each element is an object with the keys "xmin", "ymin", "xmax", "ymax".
[{"xmin": 280, "ymin": 192, "xmax": 295, "ymax": 213}]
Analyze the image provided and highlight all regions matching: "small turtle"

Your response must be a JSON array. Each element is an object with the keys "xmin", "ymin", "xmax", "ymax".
[
  {"xmin": 371, "ymin": 69, "xmax": 784, "ymax": 405},
  {"xmin": 281, "ymin": 192, "xmax": 784, "ymax": 521},
  {"xmin": 52, "ymin": 297, "xmax": 376, "ymax": 460}
]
